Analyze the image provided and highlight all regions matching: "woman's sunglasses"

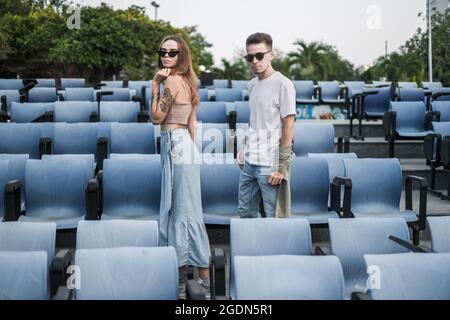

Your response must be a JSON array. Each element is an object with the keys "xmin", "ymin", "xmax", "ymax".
[
  {"xmin": 157, "ymin": 50, "xmax": 180, "ymax": 58},
  {"xmin": 244, "ymin": 51, "xmax": 271, "ymax": 62}
]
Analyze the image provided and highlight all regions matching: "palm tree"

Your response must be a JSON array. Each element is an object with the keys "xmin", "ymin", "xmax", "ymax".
[{"xmin": 287, "ymin": 40, "xmax": 330, "ymax": 80}]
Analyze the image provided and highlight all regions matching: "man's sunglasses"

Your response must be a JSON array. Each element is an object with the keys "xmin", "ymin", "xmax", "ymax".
[
  {"xmin": 244, "ymin": 51, "xmax": 271, "ymax": 62},
  {"xmin": 157, "ymin": 50, "xmax": 180, "ymax": 58}
]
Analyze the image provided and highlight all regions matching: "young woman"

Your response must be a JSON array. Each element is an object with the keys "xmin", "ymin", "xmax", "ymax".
[{"xmin": 151, "ymin": 35, "xmax": 210, "ymax": 299}]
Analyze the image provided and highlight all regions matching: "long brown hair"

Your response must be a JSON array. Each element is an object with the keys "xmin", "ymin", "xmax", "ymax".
[{"xmin": 158, "ymin": 35, "xmax": 200, "ymax": 107}]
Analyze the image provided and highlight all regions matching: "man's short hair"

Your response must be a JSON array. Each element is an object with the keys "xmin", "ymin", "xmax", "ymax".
[{"xmin": 246, "ymin": 33, "xmax": 273, "ymax": 50}]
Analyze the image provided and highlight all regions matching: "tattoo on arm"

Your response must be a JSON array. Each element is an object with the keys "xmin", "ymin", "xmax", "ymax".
[{"xmin": 160, "ymin": 87, "xmax": 174, "ymax": 113}]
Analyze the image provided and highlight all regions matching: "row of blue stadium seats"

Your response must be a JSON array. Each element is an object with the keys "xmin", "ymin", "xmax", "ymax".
[
  {"xmin": 0, "ymin": 122, "xmax": 351, "ymax": 168},
  {"xmin": 0, "ymin": 156, "xmax": 427, "ymax": 241},
  {"xmin": 2, "ymin": 101, "xmax": 251, "ymax": 125},
  {"xmin": 0, "ymin": 86, "xmax": 248, "ymax": 107},
  {"xmin": 228, "ymin": 217, "xmax": 450, "ymax": 300},
  {"xmin": 1, "ymin": 78, "xmax": 445, "ymax": 91},
  {"xmin": 1, "ymin": 216, "xmax": 450, "ymax": 299}
]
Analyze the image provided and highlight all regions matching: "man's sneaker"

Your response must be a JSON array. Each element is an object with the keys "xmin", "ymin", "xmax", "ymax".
[{"xmin": 197, "ymin": 278, "xmax": 211, "ymax": 300}]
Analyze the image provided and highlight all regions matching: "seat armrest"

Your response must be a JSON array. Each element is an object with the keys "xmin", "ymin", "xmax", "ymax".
[
  {"xmin": 388, "ymin": 235, "xmax": 436, "ymax": 253},
  {"xmin": 85, "ymin": 178, "xmax": 99, "ymax": 220},
  {"xmin": 227, "ymin": 110, "xmax": 237, "ymax": 131},
  {"xmin": 405, "ymin": 175, "xmax": 428, "ymax": 232},
  {"xmin": 3, "ymin": 180, "xmax": 21, "ymax": 221},
  {"xmin": 351, "ymin": 292, "xmax": 372, "ymax": 300},
  {"xmin": 50, "ymin": 249, "xmax": 73, "ymax": 295},
  {"xmin": 315, "ymin": 246, "xmax": 332, "ymax": 256},
  {"xmin": 383, "ymin": 111, "xmax": 397, "ymax": 139},
  {"xmin": 52, "ymin": 286, "xmax": 72, "ymax": 300},
  {"xmin": 96, "ymin": 137, "xmax": 108, "ymax": 170},
  {"xmin": 424, "ymin": 133, "xmax": 441, "ymax": 163},
  {"xmin": 330, "ymin": 177, "xmax": 352, "ymax": 218},
  {"xmin": 442, "ymin": 136, "xmax": 450, "ymax": 166},
  {"xmin": 39, "ymin": 137, "xmax": 52, "ymax": 158},
  {"xmin": 211, "ymin": 248, "xmax": 226, "ymax": 300}
]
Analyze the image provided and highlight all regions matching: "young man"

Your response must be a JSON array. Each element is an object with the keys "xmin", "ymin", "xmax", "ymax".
[{"xmin": 237, "ymin": 32, "xmax": 296, "ymax": 219}]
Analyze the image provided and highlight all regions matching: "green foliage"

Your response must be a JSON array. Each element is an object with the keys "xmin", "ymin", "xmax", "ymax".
[
  {"xmin": 0, "ymin": 1, "xmax": 205, "ymax": 83},
  {"xmin": 363, "ymin": 9, "xmax": 449, "ymax": 85}
]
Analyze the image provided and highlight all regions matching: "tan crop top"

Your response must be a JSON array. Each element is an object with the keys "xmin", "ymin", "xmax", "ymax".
[{"xmin": 162, "ymin": 80, "xmax": 193, "ymax": 125}]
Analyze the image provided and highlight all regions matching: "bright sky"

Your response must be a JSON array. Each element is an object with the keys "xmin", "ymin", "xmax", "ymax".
[{"xmin": 75, "ymin": 0, "xmax": 427, "ymax": 68}]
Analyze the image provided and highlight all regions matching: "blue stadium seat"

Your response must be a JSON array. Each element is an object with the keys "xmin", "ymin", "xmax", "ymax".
[
  {"xmin": 431, "ymin": 87, "xmax": 450, "ymax": 101},
  {"xmin": 63, "ymin": 88, "xmax": 95, "ymax": 101},
  {"xmin": 99, "ymin": 101, "xmax": 141, "ymax": 122},
  {"xmin": 0, "ymin": 222, "xmax": 56, "ymax": 268},
  {"xmin": 214, "ymin": 88, "xmax": 243, "ymax": 102},
  {"xmin": 60, "ymin": 78, "xmax": 85, "ymax": 90},
  {"xmin": 198, "ymin": 88, "xmax": 209, "ymax": 101},
  {"xmin": 234, "ymin": 101, "xmax": 250, "ymax": 123},
  {"xmin": 201, "ymin": 162, "xmax": 240, "ymax": 225},
  {"xmin": 101, "ymin": 80, "xmax": 124, "ymax": 88},
  {"xmin": 42, "ymin": 154, "xmax": 95, "ymax": 177},
  {"xmin": 76, "ymin": 220, "xmax": 159, "ymax": 249},
  {"xmin": 49, "ymin": 123, "xmax": 99, "ymax": 161},
  {"xmin": 290, "ymin": 157, "xmax": 340, "ymax": 225},
  {"xmin": 74, "ymin": 247, "xmax": 178, "ymax": 300},
  {"xmin": 344, "ymin": 81, "xmax": 366, "ymax": 97},
  {"xmin": 398, "ymin": 82, "xmax": 418, "ymax": 88},
  {"xmin": 339, "ymin": 158, "xmax": 428, "ymax": 244},
  {"xmin": 362, "ymin": 253, "xmax": 450, "ymax": 300},
  {"xmin": 10, "ymin": 102, "xmax": 54, "ymax": 123},
  {"xmin": 0, "ymin": 251, "xmax": 49, "ymax": 299},
  {"xmin": 372, "ymin": 81, "xmax": 392, "ymax": 87},
  {"xmin": 293, "ymin": 81, "xmax": 319, "ymax": 105},
  {"xmin": 427, "ymin": 216, "xmax": 450, "ymax": 253},
  {"xmin": 318, "ymin": 81, "xmax": 346, "ymax": 105},
  {"xmin": 234, "ymin": 255, "xmax": 344, "ymax": 300},
  {"xmin": 422, "ymin": 81, "xmax": 443, "ymax": 89},
  {"xmin": 15, "ymin": 159, "xmax": 93, "ymax": 229},
  {"xmin": 54, "ymin": 101, "xmax": 98, "ymax": 122},
  {"xmin": 307, "ymin": 153, "xmax": 358, "ymax": 206},
  {"xmin": 99, "ymin": 88, "xmax": 132, "ymax": 101},
  {"xmin": 0, "ymin": 79, "xmax": 24, "ymax": 90},
  {"xmin": 351, "ymin": 87, "xmax": 391, "ymax": 139},
  {"xmin": 431, "ymin": 101, "xmax": 450, "ymax": 122},
  {"xmin": 398, "ymin": 88, "xmax": 425, "ymax": 102},
  {"xmin": 293, "ymin": 122, "xmax": 336, "ymax": 156},
  {"xmin": 0, "ymin": 123, "xmax": 48, "ymax": 159},
  {"xmin": 230, "ymin": 218, "xmax": 312, "ymax": 299},
  {"xmin": 100, "ymin": 159, "xmax": 161, "ymax": 221},
  {"xmin": 231, "ymin": 80, "xmax": 248, "ymax": 90},
  {"xmin": 128, "ymin": 81, "xmax": 150, "ymax": 99},
  {"xmin": 109, "ymin": 123, "xmax": 156, "ymax": 155},
  {"xmin": 109, "ymin": 153, "xmax": 160, "ymax": 161},
  {"xmin": 385, "ymin": 101, "xmax": 434, "ymax": 157},
  {"xmin": 28, "ymin": 87, "xmax": 58, "ymax": 103},
  {"xmin": 196, "ymin": 123, "xmax": 231, "ymax": 154},
  {"xmin": 327, "ymin": 218, "xmax": 410, "ymax": 298},
  {"xmin": 211, "ymin": 79, "xmax": 229, "ymax": 89},
  {"xmin": 197, "ymin": 102, "xmax": 228, "ymax": 123},
  {"xmin": 35, "ymin": 79, "xmax": 56, "ymax": 87}
]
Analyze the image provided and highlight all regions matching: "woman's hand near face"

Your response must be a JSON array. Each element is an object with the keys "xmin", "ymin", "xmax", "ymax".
[{"xmin": 153, "ymin": 68, "xmax": 171, "ymax": 85}]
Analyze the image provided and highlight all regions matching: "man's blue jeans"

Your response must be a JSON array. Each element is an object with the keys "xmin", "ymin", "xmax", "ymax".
[{"xmin": 237, "ymin": 161, "xmax": 280, "ymax": 218}]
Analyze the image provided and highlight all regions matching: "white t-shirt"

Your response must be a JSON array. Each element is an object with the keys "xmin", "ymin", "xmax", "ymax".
[{"xmin": 244, "ymin": 71, "xmax": 296, "ymax": 167}]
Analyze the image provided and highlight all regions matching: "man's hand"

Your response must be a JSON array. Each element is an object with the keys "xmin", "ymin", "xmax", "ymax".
[
  {"xmin": 237, "ymin": 151, "xmax": 245, "ymax": 170},
  {"xmin": 268, "ymin": 172, "xmax": 284, "ymax": 186}
]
